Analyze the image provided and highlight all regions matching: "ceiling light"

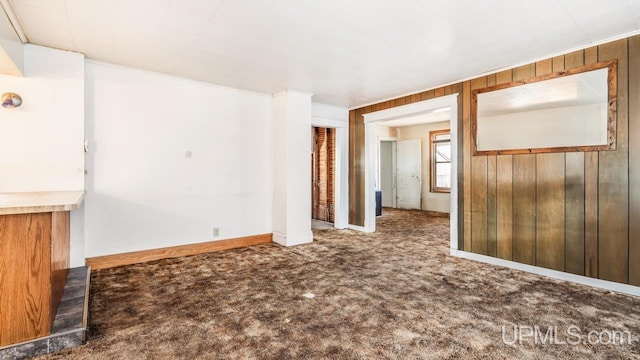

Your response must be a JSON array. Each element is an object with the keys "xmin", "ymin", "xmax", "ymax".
[{"xmin": 1, "ymin": 92, "xmax": 22, "ymax": 109}]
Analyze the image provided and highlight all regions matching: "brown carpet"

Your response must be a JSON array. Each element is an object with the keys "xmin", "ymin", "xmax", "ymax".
[{"xmin": 39, "ymin": 208, "xmax": 640, "ymax": 359}]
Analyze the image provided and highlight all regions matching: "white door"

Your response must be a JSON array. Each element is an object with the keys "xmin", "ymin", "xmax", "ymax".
[
  {"xmin": 396, "ymin": 139, "xmax": 421, "ymax": 209},
  {"xmin": 380, "ymin": 141, "xmax": 396, "ymax": 207}
]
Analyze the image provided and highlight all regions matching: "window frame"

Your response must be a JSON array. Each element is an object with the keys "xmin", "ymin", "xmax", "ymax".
[{"xmin": 429, "ymin": 129, "xmax": 451, "ymax": 193}]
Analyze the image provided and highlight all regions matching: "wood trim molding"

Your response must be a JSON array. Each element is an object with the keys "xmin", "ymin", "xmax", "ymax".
[{"xmin": 86, "ymin": 234, "xmax": 273, "ymax": 270}]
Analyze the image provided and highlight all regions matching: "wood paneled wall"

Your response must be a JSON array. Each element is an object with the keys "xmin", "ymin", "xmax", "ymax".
[{"xmin": 349, "ymin": 35, "xmax": 640, "ymax": 286}]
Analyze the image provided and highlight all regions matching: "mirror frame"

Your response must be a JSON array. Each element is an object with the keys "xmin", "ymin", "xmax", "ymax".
[{"xmin": 471, "ymin": 59, "xmax": 617, "ymax": 156}]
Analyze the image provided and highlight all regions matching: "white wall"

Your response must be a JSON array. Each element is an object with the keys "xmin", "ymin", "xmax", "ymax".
[
  {"xmin": 375, "ymin": 124, "xmax": 397, "ymax": 138},
  {"xmin": 312, "ymin": 102, "xmax": 349, "ymax": 122},
  {"xmin": 0, "ymin": 45, "xmax": 84, "ymax": 192},
  {"xmin": 398, "ymin": 121, "xmax": 450, "ymax": 213},
  {"xmin": 84, "ymin": 62, "xmax": 273, "ymax": 257}
]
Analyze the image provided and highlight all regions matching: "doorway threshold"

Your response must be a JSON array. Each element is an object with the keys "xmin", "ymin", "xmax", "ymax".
[{"xmin": 311, "ymin": 219, "xmax": 334, "ymax": 231}]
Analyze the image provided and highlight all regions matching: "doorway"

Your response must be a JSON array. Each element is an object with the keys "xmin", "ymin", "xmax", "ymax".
[
  {"xmin": 379, "ymin": 140, "xmax": 396, "ymax": 208},
  {"xmin": 379, "ymin": 139, "xmax": 424, "ymax": 210},
  {"xmin": 312, "ymin": 127, "xmax": 335, "ymax": 224},
  {"xmin": 363, "ymin": 94, "xmax": 459, "ymax": 252}
]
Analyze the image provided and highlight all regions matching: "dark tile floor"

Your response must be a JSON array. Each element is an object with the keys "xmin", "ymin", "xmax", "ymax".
[{"xmin": 0, "ymin": 266, "xmax": 89, "ymax": 360}]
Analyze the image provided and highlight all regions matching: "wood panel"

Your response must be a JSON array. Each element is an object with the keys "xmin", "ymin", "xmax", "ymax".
[
  {"xmin": 394, "ymin": 97, "xmax": 407, "ymax": 107},
  {"xmin": 552, "ymin": 56, "xmax": 565, "ymax": 73},
  {"xmin": 462, "ymin": 81, "xmax": 472, "ymax": 251},
  {"xmin": 513, "ymin": 63, "xmax": 535, "ymax": 82},
  {"xmin": 564, "ymin": 48, "xmax": 587, "ymax": 275},
  {"xmin": 585, "ymin": 46, "xmax": 598, "ymax": 64},
  {"xmin": 486, "ymin": 155, "xmax": 497, "ymax": 257},
  {"xmin": 536, "ymin": 154, "xmax": 565, "ymax": 270},
  {"xmin": 597, "ymin": 39, "xmax": 629, "ymax": 284},
  {"xmin": 420, "ymin": 89, "xmax": 435, "ymax": 101},
  {"xmin": 536, "ymin": 59, "xmax": 552, "ymax": 76},
  {"xmin": 584, "ymin": 151, "xmax": 599, "ymax": 278},
  {"xmin": 0, "ymin": 213, "xmax": 52, "ymax": 346},
  {"xmin": 86, "ymin": 233, "xmax": 273, "ymax": 270},
  {"xmin": 565, "ymin": 152, "xmax": 585, "ymax": 275},
  {"xmin": 486, "ymin": 74, "xmax": 496, "ymax": 87},
  {"xmin": 565, "ymin": 50, "xmax": 584, "ymax": 70},
  {"xmin": 496, "ymin": 156, "xmax": 513, "ymax": 260},
  {"xmin": 471, "ymin": 154, "xmax": 488, "ymax": 255},
  {"xmin": 629, "ymin": 35, "xmax": 640, "ymax": 286},
  {"xmin": 495, "ymin": 69, "xmax": 512, "ymax": 85},
  {"xmin": 50, "ymin": 211, "xmax": 70, "ymax": 326},
  {"xmin": 513, "ymin": 154, "xmax": 536, "ymax": 265}
]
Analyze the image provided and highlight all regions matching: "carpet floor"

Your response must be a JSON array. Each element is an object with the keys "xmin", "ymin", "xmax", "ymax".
[{"xmin": 38, "ymin": 208, "xmax": 640, "ymax": 359}]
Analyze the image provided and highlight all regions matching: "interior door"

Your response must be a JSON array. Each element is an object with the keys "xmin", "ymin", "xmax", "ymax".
[
  {"xmin": 380, "ymin": 140, "xmax": 396, "ymax": 207},
  {"xmin": 396, "ymin": 139, "xmax": 421, "ymax": 209}
]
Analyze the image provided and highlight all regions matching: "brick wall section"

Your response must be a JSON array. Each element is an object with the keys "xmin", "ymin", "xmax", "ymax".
[{"xmin": 312, "ymin": 127, "xmax": 335, "ymax": 222}]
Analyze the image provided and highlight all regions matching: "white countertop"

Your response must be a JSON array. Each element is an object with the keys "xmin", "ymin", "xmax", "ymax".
[{"xmin": 0, "ymin": 191, "xmax": 86, "ymax": 215}]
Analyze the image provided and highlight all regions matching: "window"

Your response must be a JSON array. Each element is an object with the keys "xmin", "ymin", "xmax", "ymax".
[{"xmin": 430, "ymin": 129, "xmax": 451, "ymax": 193}]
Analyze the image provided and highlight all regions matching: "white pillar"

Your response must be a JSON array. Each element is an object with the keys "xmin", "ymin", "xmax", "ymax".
[{"xmin": 272, "ymin": 90, "xmax": 313, "ymax": 246}]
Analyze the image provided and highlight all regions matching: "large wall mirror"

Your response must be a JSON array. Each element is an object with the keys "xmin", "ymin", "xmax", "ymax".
[{"xmin": 471, "ymin": 60, "xmax": 617, "ymax": 155}]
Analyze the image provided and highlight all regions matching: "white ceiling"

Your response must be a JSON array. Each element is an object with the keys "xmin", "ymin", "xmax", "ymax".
[
  {"xmin": 3, "ymin": 0, "xmax": 640, "ymax": 108},
  {"xmin": 0, "ymin": 8, "xmax": 19, "ymax": 42}
]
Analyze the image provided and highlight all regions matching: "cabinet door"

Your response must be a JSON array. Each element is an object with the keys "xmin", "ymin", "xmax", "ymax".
[{"xmin": 0, "ymin": 213, "xmax": 52, "ymax": 346}]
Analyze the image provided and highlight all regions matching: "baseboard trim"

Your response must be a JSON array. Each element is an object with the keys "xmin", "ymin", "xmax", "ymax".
[
  {"xmin": 450, "ymin": 249, "xmax": 640, "ymax": 297},
  {"xmin": 86, "ymin": 233, "xmax": 273, "ymax": 270},
  {"xmin": 272, "ymin": 230, "xmax": 313, "ymax": 246},
  {"xmin": 347, "ymin": 224, "xmax": 371, "ymax": 232}
]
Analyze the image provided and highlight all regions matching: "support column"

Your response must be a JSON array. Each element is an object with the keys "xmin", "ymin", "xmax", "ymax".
[{"xmin": 272, "ymin": 90, "xmax": 313, "ymax": 246}]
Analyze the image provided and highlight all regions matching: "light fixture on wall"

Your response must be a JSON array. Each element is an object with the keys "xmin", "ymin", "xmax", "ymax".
[{"xmin": 1, "ymin": 92, "xmax": 22, "ymax": 109}]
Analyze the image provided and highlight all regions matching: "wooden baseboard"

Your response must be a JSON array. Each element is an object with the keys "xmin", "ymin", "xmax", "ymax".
[{"xmin": 85, "ymin": 233, "xmax": 272, "ymax": 270}]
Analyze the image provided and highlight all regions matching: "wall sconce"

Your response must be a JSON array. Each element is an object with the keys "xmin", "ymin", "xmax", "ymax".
[{"xmin": 1, "ymin": 92, "xmax": 22, "ymax": 109}]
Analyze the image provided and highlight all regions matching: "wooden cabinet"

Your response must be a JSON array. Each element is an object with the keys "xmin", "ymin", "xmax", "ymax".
[
  {"xmin": 0, "ymin": 191, "xmax": 83, "ymax": 347},
  {"xmin": 0, "ymin": 211, "xmax": 70, "ymax": 346}
]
